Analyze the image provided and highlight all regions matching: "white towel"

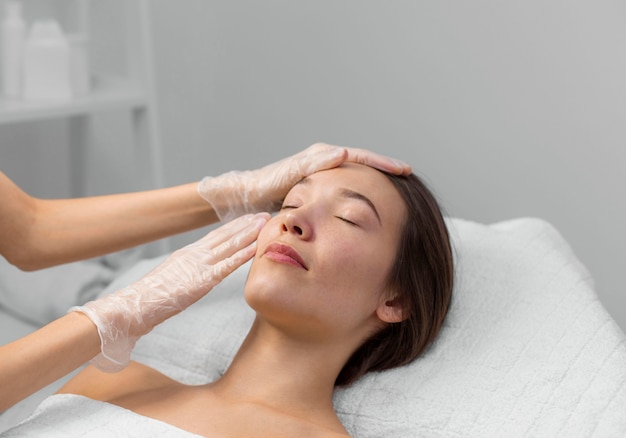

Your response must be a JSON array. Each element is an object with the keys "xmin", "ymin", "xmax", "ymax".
[
  {"xmin": 4, "ymin": 217, "xmax": 625, "ymax": 437},
  {"xmin": 126, "ymin": 218, "xmax": 626, "ymax": 437},
  {"xmin": 0, "ymin": 394, "xmax": 200, "ymax": 437},
  {"xmin": 334, "ymin": 218, "xmax": 626, "ymax": 437}
]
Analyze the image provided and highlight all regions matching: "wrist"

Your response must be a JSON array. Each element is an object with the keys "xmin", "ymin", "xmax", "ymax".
[
  {"xmin": 198, "ymin": 172, "xmax": 251, "ymax": 222},
  {"xmin": 68, "ymin": 289, "xmax": 144, "ymax": 373}
]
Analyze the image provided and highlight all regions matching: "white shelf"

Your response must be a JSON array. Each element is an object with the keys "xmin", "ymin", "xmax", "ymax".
[{"xmin": 0, "ymin": 80, "xmax": 149, "ymax": 125}]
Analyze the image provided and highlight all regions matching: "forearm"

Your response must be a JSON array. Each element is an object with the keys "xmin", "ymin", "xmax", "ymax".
[
  {"xmin": 13, "ymin": 183, "xmax": 218, "ymax": 270},
  {"xmin": 0, "ymin": 312, "xmax": 101, "ymax": 412}
]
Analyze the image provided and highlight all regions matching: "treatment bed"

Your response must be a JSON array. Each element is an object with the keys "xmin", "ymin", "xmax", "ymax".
[{"xmin": 1, "ymin": 217, "xmax": 625, "ymax": 436}]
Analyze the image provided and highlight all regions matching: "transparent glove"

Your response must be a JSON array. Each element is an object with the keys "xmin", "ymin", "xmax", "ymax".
[
  {"xmin": 70, "ymin": 213, "xmax": 269, "ymax": 372},
  {"xmin": 198, "ymin": 142, "xmax": 411, "ymax": 222}
]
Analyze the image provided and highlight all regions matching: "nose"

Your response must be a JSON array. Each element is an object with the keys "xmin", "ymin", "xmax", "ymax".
[{"xmin": 281, "ymin": 210, "xmax": 312, "ymax": 240}]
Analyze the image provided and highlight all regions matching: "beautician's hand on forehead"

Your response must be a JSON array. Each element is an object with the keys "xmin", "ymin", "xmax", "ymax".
[
  {"xmin": 0, "ymin": 144, "xmax": 406, "ymax": 271},
  {"xmin": 198, "ymin": 143, "xmax": 411, "ymax": 222},
  {"xmin": 335, "ymin": 144, "xmax": 412, "ymax": 176}
]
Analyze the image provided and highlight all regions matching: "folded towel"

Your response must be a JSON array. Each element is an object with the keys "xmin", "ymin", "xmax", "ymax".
[{"xmin": 1, "ymin": 394, "xmax": 200, "ymax": 437}]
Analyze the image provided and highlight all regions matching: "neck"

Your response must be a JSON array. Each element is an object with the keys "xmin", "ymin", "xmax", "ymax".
[{"xmin": 210, "ymin": 316, "xmax": 354, "ymax": 420}]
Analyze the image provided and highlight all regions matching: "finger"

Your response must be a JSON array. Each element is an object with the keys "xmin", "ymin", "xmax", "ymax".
[
  {"xmin": 205, "ymin": 240, "xmax": 258, "ymax": 289},
  {"xmin": 300, "ymin": 143, "xmax": 412, "ymax": 176},
  {"xmin": 176, "ymin": 240, "xmax": 259, "ymax": 307},
  {"xmin": 191, "ymin": 213, "xmax": 269, "ymax": 250},
  {"xmin": 202, "ymin": 213, "xmax": 267, "ymax": 262},
  {"xmin": 344, "ymin": 147, "xmax": 412, "ymax": 175},
  {"xmin": 293, "ymin": 143, "xmax": 347, "ymax": 176}
]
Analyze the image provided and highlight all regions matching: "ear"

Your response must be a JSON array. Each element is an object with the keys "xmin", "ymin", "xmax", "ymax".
[{"xmin": 375, "ymin": 295, "xmax": 406, "ymax": 324}]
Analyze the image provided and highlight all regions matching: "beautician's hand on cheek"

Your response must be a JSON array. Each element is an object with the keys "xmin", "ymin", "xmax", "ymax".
[
  {"xmin": 70, "ymin": 213, "xmax": 269, "ymax": 372},
  {"xmin": 197, "ymin": 143, "xmax": 411, "ymax": 222}
]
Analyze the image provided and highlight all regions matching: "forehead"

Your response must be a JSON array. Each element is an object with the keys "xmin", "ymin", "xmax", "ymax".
[{"xmin": 294, "ymin": 163, "xmax": 406, "ymax": 227}]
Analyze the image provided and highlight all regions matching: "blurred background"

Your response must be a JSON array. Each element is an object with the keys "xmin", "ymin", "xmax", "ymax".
[{"xmin": 1, "ymin": 1, "xmax": 624, "ymax": 330}]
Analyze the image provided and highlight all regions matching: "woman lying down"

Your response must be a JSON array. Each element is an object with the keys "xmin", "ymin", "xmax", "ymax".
[{"xmin": 3, "ymin": 163, "xmax": 453, "ymax": 437}]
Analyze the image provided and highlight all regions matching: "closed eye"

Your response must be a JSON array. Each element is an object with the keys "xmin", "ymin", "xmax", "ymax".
[{"xmin": 336, "ymin": 216, "xmax": 359, "ymax": 227}]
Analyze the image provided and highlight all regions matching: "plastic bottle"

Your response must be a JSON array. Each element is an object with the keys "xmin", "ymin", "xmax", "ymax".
[
  {"xmin": 22, "ymin": 20, "xmax": 72, "ymax": 100},
  {"xmin": 1, "ymin": 1, "xmax": 27, "ymax": 98}
]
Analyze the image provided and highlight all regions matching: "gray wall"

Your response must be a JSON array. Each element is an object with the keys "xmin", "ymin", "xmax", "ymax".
[{"xmin": 1, "ymin": 1, "xmax": 624, "ymax": 331}]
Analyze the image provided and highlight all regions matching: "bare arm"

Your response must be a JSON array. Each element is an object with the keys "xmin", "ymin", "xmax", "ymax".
[
  {"xmin": 0, "ymin": 145, "xmax": 409, "ymax": 270},
  {"xmin": 0, "ymin": 312, "xmax": 101, "ymax": 412},
  {"xmin": 0, "ymin": 172, "xmax": 217, "ymax": 270},
  {"xmin": 0, "ymin": 214, "xmax": 267, "ymax": 411}
]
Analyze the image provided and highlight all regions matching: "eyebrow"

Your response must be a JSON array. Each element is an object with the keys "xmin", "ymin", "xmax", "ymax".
[
  {"xmin": 294, "ymin": 177, "xmax": 382, "ymax": 225},
  {"xmin": 339, "ymin": 188, "xmax": 382, "ymax": 225}
]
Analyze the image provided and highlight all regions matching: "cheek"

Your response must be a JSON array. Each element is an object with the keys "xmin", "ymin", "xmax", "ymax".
[{"xmin": 316, "ymin": 237, "xmax": 393, "ymax": 305}]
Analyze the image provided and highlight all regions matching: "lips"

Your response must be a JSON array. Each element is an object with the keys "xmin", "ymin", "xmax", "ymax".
[{"xmin": 263, "ymin": 243, "xmax": 308, "ymax": 270}]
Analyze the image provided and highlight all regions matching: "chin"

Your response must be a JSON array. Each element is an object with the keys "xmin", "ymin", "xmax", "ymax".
[
  {"xmin": 243, "ymin": 263, "xmax": 307, "ymax": 325},
  {"xmin": 243, "ymin": 261, "xmax": 280, "ymax": 309}
]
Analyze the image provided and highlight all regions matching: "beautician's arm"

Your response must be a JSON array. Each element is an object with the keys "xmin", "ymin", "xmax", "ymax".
[
  {"xmin": 0, "ymin": 213, "xmax": 268, "ymax": 412},
  {"xmin": 0, "ymin": 172, "xmax": 214, "ymax": 271},
  {"xmin": 0, "ymin": 143, "xmax": 410, "ymax": 271},
  {"xmin": 0, "ymin": 312, "xmax": 100, "ymax": 412}
]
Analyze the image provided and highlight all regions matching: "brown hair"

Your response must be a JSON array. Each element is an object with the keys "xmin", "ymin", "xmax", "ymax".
[{"xmin": 335, "ymin": 173, "xmax": 454, "ymax": 386}]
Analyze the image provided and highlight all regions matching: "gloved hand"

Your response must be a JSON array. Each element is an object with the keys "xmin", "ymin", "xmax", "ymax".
[
  {"xmin": 70, "ymin": 213, "xmax": 269, "ymax": 372},
  {"xmin": 198, "ymin": 143, "xmax": 411, "ymax": 222}
]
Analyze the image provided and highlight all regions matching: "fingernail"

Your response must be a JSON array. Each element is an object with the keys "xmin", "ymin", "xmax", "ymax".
[
  {"xmin": 331, "ymin": 148, "xmax": 346, "ymax": 160},
  {"xmin": 392, "ymin": 159, "xmax": 409, "ymax": 169}
]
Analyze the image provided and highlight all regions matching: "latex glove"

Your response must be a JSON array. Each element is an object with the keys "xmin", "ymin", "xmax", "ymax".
[
  {"xmin": 198, "ymin": 143, "xmax": 411, "ymax": 222},
  {"xmin": 70, "ymin": 213, "xmax": 269, "ymax": 372}
]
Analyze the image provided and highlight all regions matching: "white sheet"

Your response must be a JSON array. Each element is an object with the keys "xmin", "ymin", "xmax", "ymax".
[{"xmin": 3, "ymin": 217, "xmax": 625, "ymax": 437}]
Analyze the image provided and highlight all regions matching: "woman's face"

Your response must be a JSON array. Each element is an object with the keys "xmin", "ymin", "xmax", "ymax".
[{"xmin": 245, "ymin": 163, "xmax": 407, "ymax": 341}]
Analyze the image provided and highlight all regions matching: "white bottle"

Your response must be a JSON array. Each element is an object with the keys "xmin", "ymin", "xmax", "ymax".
[
  {"xmin": 22, "ymin": 20, "xmax": 72, "ymax": 100},
  {"xmin": 1, "ymin": 1, "xmax": 27, "ymax": 98}
]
